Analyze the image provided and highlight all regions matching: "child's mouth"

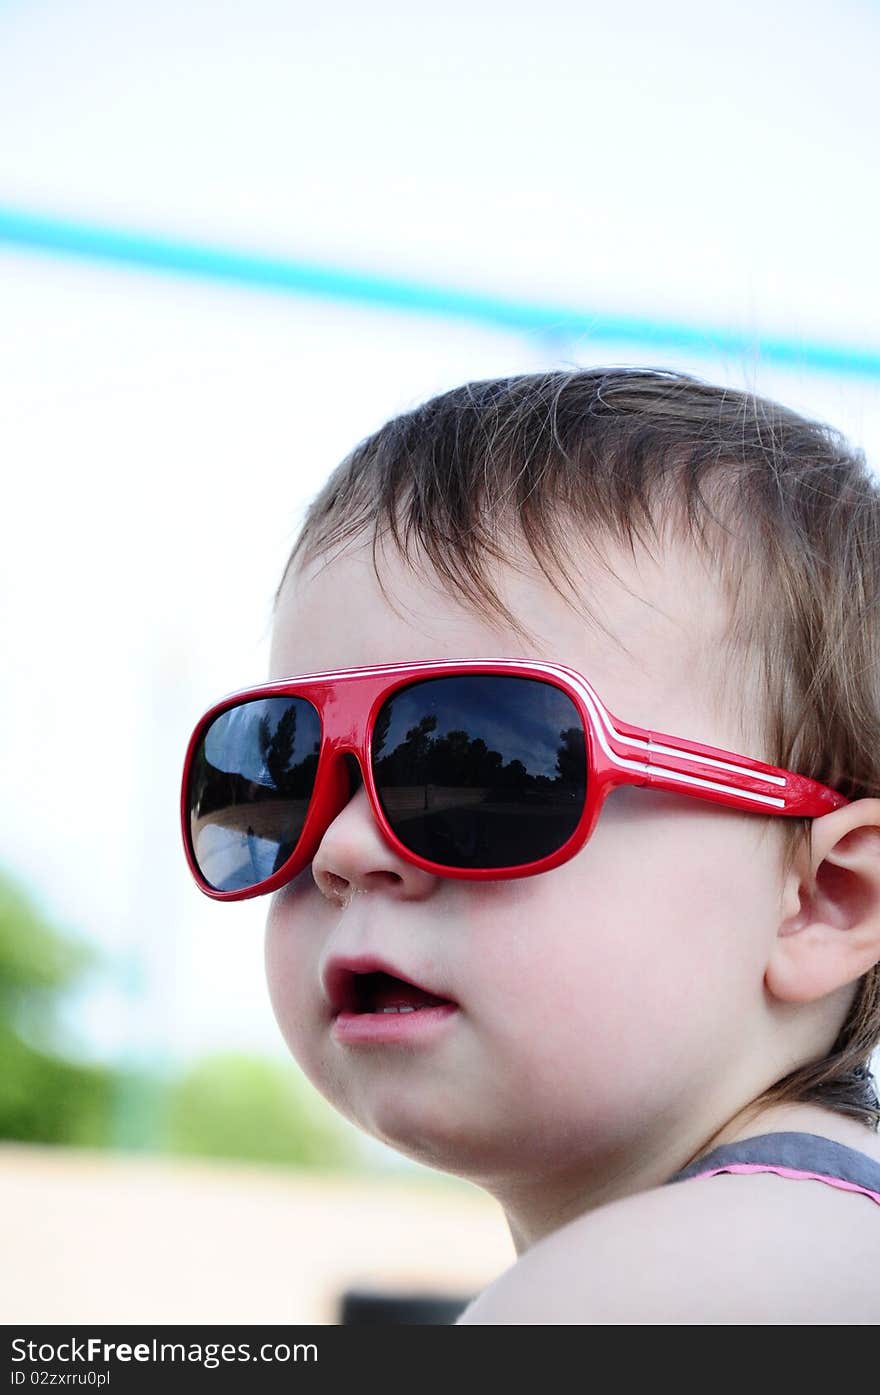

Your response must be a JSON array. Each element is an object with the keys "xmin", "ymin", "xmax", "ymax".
[
  {"xmin": 354, "ymin": 970, "xmax": 453, "ymax": 1015},
  {"xmin": 333, "ymin": 970, "xmax": 459, "ymax": 1045}
]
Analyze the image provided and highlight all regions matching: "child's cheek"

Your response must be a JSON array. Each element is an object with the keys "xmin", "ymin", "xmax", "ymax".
[{"xmin": 264, "ymin": 898, "xmax": 323, "ymax": 1066}]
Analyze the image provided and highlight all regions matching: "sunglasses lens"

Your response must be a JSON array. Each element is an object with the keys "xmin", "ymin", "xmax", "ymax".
[
  {"xmin": 188, "ymin": 696, "xmax": 321, "ymax": 891},
  {"xmin": 372, "ymin": 675, "xmax": 586, "ymax": 870}
]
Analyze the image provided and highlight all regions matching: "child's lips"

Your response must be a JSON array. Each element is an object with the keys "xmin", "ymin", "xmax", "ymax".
[
  {"xmin": 332, "ymin": 1002, "xmax": 459, "ymax": 1045},
  {"xmin": 322, "ymin": 952, "xmax": 457, "ymax": 1017}
]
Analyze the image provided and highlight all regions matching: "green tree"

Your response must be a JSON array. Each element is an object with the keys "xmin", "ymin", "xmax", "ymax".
[
  {"xmin": 0, "ymin": 869, "xmax": 360, "ymax": 1172},
  {"xmin": 164, "ymin": 1051, "xmax": 357, "ymax": 1170},
  {"xmin": 0, "ymin": 869, "xmax": 115, "ymax": 1146}
]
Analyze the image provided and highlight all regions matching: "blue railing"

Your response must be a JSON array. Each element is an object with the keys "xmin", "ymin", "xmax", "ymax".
[{"xmin": 2, "ymin": 204, "xmax": 878, "ymax": 378}]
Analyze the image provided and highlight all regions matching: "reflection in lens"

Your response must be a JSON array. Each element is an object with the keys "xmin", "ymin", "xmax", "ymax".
[
  {"xmin": 372, "ymin": 676, "xmax": 586, "ymax": 869},
  {"xmin": 188, "ymin": 697, "xmax": 321, "ymax": 891}
]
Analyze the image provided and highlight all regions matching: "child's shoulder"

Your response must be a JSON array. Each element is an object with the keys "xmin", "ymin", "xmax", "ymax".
[{"xmin": 459, "ymin": 1136, "xmax": 880, "ymax": 1325}]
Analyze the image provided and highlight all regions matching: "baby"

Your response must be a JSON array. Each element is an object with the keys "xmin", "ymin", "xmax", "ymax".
[{"xmin": 182, "ymin": 367, "xmax": 880, "ymax": 1323}]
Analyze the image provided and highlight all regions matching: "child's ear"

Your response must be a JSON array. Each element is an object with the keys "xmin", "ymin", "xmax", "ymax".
[{"xmin": 766, "ymin": 798, "xmax": 880, "ymax": 1005}]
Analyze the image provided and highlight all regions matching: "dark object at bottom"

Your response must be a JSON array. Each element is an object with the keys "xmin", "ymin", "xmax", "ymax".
[{"xmin": 339, "ymin": 1286, "xmax": 474, "ymax": 1324}]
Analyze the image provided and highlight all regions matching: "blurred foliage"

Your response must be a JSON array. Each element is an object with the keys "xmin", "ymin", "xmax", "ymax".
[
  {"xmin": 0, "ymin": 874, "xmax": 93, "ymax": 995},
  {"xmin": 0, "ymin": 870, "xmax": 116, "ymax": 1146},
  {"xmin": 164, "ymin": 1052, "xmax": 355, "ymax": 1170},
  {"xmin": 0, "ymin": 1020, "xmax": 117, "ymax": 1146},
  {"xmin": 0, "ymin": 869, "xmax": 359, "ymax": 1171}
]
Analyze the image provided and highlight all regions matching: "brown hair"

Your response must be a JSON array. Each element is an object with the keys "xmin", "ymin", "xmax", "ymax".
[{"xmin": 274, "ymin": 366, "xmax": 880, "ymax": 1130}]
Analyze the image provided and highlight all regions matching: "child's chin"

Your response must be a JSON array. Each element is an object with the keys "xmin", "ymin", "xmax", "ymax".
[{"xmin": 359, "ymin": 1099, "xmax": 504, "ymax": 1177}]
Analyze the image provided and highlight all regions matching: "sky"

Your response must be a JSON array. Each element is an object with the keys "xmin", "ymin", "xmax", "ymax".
[{"xmin": 1, "ymin": 0, "xmax": 878, "ymax": 1086}]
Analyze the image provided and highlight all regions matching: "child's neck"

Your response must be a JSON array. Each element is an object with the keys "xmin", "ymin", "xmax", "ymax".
[{"xmin": 694, "ymin": 1099, "xmax": 879, "ymax": 1163}]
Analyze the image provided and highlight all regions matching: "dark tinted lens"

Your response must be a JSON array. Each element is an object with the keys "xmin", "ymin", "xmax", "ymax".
[
  {"xmin": 188, "ymin": 696, "xmax": 321, "ymax": 891},
  {"xmin": 371, "ymin": 675, "xmax": 586, "ymax": 869}
]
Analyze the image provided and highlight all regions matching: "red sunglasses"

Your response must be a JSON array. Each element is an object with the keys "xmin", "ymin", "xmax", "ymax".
[{"xmin": 180, "ymin": 656, "xmax": 848, "ymax": 902}]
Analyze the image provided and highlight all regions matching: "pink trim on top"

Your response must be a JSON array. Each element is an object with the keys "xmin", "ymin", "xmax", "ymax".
[{"xmin": 687, "ymin": 1162, "xmax": 880, "ymax": 1207}]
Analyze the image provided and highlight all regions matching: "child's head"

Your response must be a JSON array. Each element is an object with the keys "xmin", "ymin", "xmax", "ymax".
[{"xmin": 264, "ymin": 366, "xmax": 880, "ymax": 1207}]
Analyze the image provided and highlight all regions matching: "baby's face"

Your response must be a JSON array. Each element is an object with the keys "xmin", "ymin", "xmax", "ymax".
[{"xmin": 265, "ymin": 529, "xmax": 786, "ymax": 1196}]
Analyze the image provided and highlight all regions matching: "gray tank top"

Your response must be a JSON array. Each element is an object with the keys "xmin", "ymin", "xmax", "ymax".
[{"xmin": 666, "ymin": 1131, "xmax": 880, "ymax": 1207}]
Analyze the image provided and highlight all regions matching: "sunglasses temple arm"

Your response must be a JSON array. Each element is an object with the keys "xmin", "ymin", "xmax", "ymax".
[{"xmin": 614, "ymin": 724, "xmax": 849, "ymax": 818}]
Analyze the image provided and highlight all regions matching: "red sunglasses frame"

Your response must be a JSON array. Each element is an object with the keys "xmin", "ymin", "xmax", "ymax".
[{"xmin": 180, "ymin": 656, "xmax": 849, "ymax": 902}]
